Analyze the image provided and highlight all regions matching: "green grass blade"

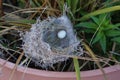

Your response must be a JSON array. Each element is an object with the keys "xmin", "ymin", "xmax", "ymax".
[
  {"xmin": 106, "ymin": 30, "xmax": 120, "ymax": 37},
  {"xmin": 112, "ymin": 37, "xmax": 120, "ymax": 43},
  {"xmin": 100, "ymin": 34, "xmax": 106, "ymax": 53},
  {"xmin": 71, "ymin": 0, "xmax": 78, "ymax": 13},
  {"xmin": 92, "ymin": 31, "xmax": 103, "ymax": 44},
  {"xmin": 66, "ymin": 0, "xmax": 71, "ymax": 8},
  {"xmin": 115, "ymin": 23, "xmax": 120, "ymax": 27},
  {"xmin": 75, "ymin": 22, "xmax": 97, "ymax": 29},
  {"xmin": 73, "ymin": 58, "xmax": 81, "ymax": 80},
  {"xmin": 79, "ymin": 6, "xmax": 120, "ymax": 21},
  {"xmin": 91, "ymin": 16, "xmax": 100, "ymax": 25}
]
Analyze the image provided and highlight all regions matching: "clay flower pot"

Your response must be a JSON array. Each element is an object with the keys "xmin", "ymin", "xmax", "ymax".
[{"xmin": 0, "ymin": 58, "xmax": 120, "ymax": 80}]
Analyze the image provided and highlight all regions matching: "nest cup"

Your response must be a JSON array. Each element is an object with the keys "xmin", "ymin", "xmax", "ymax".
[{"xmin": 22, "ymin": 14, "xmax": 83, "ymax": 68}]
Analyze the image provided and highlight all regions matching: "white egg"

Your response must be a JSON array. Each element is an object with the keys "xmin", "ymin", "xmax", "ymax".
[{"xmin": 57, "ymin": 30, "xmax": 66, "ymax": 39}]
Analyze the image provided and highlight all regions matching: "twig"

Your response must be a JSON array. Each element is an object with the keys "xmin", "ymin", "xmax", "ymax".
[
  {"xmin": 112, "ymin": 42, "xmax": 116, "ymax": 52},
  {"xmin": 0, "ymin": 0, "xmax": 4, "ymax": 17},
  {"xmin": 83, "ymin": 42, "xmax": 107, "ymax": 80},
  {"xmin": 29, "ymin": 0, "xmax": 47, "ymax": 19},
  {"xmin": 19, "ymin": 57, "xmax": 29, "ymax": 66},
  {"xmin": 9, "ymin": 52, "xmax": 24, "ymax": 80},
  {"xmin": 0, "ymin": 26, "xmax": 17, "ymax": 36},
  {"xmin": 3, "ymin": 3, "xmax": 21, "ymax": 10},
  {"xmin": 0, "ymin": 52, "xmax": 16, "ymax": 70},
  {"xmin": 21, "ymin": 58, "xmax": 31, "ymax": 80},
  {"xmin": 1, "ymin": 7, "xmax": 60, "ymax": 19},
  {"xmin": 80, "ymin": 61, "xmax": 89, "ymax": 70}
]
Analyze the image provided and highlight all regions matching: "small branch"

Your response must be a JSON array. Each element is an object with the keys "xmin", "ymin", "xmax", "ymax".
[{"xmin": 112, "ymin": 42, "xmax": 116, "ymax": 52}]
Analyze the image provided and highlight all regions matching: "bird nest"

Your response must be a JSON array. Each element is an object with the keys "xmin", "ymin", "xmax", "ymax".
[{"xmin": 22, "ymin": 15, "xmax": 83, "ymax": 68}]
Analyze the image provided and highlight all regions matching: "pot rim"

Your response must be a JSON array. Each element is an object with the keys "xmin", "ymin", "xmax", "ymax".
[{"xmin": 0, "ymin": 58, "xmax": 120, "ymax": 78}]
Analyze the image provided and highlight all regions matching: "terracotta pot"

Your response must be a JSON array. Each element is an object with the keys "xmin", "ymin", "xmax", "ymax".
[{"xmin": 0, "ymin": 58, "xmax": 120, "ymax": 80}]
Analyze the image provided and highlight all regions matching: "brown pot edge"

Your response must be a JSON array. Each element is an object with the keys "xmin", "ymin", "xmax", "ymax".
[{"xmin": 0, "ymin": 58, "xmax": 120, "ymax": 78}]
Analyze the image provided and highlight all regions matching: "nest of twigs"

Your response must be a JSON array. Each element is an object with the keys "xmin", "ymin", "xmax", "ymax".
[{"xmin": 22, "ymin": 14, "xmax": 83, "ymax": 68}]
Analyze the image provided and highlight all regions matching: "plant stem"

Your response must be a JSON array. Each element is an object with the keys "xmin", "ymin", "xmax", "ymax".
[
  {"xmin": 9, "ymin": 52, "xmax": 24, "ymax": 80},
  {"xmin": 83, "ymin": 42, "xmax": 107, "ymax": 80},
  {"xmin": 73, "ymin": 58, "xmax": 81, "ymax": 80},
  {"xmin": 79, "ymin": 6, "xmax": 120, "ymax": 21}
]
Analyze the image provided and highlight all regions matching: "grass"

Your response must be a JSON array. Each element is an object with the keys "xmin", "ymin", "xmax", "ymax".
[
  {"xmin": 0, "ymin": 0, "xmax": 120, "ymax": 80},
  {"xmin": 73, "ymin": 58, "xmax": 81, "ymax": 80},
  {"xmin": 79, "ymin": 6, "xmax": 120, "ymax": 21}
]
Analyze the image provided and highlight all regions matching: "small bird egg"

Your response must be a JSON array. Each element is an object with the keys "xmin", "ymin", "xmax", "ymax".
[{"xmin": 57, "ymin": 30, "xmax": 66, "ymax": 39}]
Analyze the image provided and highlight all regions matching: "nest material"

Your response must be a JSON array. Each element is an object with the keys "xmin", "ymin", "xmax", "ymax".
[{"xmin": 22, "ymin": 15, "xmax": 83, "ymax": 68}]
